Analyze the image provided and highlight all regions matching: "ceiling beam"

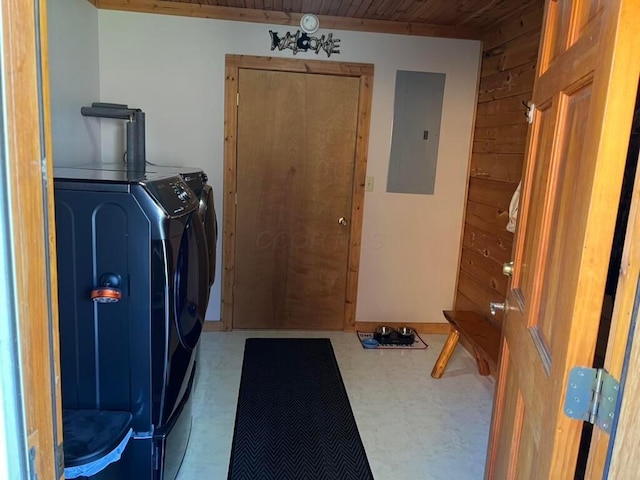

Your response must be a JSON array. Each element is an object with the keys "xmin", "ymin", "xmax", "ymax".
[{"xmin": 93, "ymin": 0, "xmax": 482, "ymax": 40}]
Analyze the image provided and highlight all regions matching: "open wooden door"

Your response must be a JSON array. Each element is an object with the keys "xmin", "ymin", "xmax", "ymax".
[
  {"xmin": 485, "ymin": 0, "xmax": 640, "ymax": 478},
  {"xmin": 0, "ymin": 0, "xmax": 63, "ymax": 478}
]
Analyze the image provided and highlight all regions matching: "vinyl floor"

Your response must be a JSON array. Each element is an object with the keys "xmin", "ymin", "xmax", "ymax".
[{"xmin": 176, "ymin": 329, "xmax": 495, "ymax": 480}]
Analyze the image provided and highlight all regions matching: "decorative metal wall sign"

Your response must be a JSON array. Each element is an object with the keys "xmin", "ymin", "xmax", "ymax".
[{"xmin": 269, "ymin": 30, "xmax": 341, "ymax": 57}]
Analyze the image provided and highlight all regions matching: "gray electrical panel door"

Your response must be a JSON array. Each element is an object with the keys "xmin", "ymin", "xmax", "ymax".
[{"xmin": 387, "ymin": 70, "xmax": 446, "ymax": 195}]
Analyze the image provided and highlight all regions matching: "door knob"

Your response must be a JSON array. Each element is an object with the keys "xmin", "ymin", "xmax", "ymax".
[
  {"xmin": 490, "ymin": 302, "xmax": 505, "ymax": 316},
  {"xmin": 338, "ymin": 217, "xmax": 348, "ymax": 226},
  {"xmin": 503, "ymin": 261, "xmax": 514, "ymax": 277}
]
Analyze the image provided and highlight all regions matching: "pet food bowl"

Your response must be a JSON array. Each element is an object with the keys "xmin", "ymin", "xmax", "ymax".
[
  {"xmin": 362, "ymin": 338, "xmax": 379, "ymax": 349},
  {"xmin": 375, "ymin": 326, "xmax": 395, "ymax": 336},
  {"xmin": 397, "ymin": 326, "xmax": 414, "ymax": 337}
]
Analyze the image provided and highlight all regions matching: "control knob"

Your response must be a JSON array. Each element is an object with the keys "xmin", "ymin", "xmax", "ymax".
[{"xmin": 177, "ymin": 189, "xmax": 190, "ymax": 201}]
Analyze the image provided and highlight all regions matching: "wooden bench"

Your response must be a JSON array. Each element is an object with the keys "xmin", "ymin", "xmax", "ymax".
[{"xmin": 431, "ymin": 310, "xmax": 501, "ymax": 379}]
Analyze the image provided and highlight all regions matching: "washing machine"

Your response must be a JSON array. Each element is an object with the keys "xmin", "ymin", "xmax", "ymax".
[
  {"xmin": 73, "ymin": 162, "xmax": 218, "ymax": 291},
  {"xmin": 54, "ymin": 167, "xmax": 208, "ymax": 480}
]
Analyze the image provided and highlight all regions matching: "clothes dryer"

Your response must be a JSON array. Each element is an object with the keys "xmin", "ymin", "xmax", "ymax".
[{"xmin": 147, "ymin": 166, "xmax": 217, "ymax": 290}]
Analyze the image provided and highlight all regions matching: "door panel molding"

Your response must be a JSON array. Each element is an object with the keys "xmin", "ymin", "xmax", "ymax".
[{"xmin": 221, "ymin": 55, "xmax": 373, "ymax": 331}]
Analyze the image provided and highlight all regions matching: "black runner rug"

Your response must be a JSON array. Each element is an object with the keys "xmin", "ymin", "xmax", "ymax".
[{"xmin": 228, "ymin": 338, "xmax": 374, "ymax": 480}]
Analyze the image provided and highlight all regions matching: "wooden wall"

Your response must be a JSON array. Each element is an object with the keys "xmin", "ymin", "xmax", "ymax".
[{"xmin": 454, "ymin": 1, "xmax": 545, "ymax": 329}]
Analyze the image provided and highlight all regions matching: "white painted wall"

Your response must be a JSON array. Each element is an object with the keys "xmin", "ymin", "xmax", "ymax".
[
  {"xmin": 97, "ymin": 10, "xmax": 481, "ymax": 323},
  {"xmin": 47, "ymin": 0, "xmax": 101, "ymax": 166}
]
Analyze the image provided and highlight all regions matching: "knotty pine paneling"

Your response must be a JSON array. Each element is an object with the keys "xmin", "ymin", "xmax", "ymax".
[
  {"xmin": 475, "ymin": 93, "xmax": 532, "ymax": 128},
  {"xmin": 481, "ymin": 32, "xmax": 542, "ymax": 77},
  {"xmin": 481, "ymin": 1, "xmax": 545, "ymax": 51},
  {"xmin": 104, "ymin": 0, "xmax": 540, "ymax": 36},
  {"xmin": 460, "ymin": 247, "xmax": 509, "ymax": 295},
  {"xmin": 467, "ymin": 177, "xmax": 518, "ymax": 208},
  {"xmin": 465, "ymin": 201, "xmax": 510, "ymax": 233},
  {"xmin": 472, "ymin": 135, "xmax": 527, "ymax": 155},
  {"xmin": 456, "ymin": 292, "xmax": 487, "ymax": 318},
  {"xmin": 473, "ymin": 123, "xmax": 529, "ymax": 154},
  {"xmin": 477, "ymin": 61, "xmax": 537, "ymax": 103},
  {"xmin": 462, "ymin": 224, "xmax": 513, "ymax": 265},
  {"xmin": 97, "ymin": 0, "xmax": 481, "ymax": 39},
  {"xmin": 470, "ymin": 152, "xmax": 524, "ymax": 182},
  {"xmin": 454, "ymin": 1, "xmax": 544, "ymax": 335},
  {"xmin": 457, "ymin": 271, "xmax": 505, "ymax": 329}
]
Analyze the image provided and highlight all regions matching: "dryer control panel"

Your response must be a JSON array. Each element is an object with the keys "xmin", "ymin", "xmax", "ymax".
[{"xmin": 142, "ymin": 176, "xmax": 199, "ymax": 217}]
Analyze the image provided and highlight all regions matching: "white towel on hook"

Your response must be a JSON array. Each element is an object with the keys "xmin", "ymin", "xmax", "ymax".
[{"xmin": 506, "ymin": 181, "xmax": 521, "ymax": 233}]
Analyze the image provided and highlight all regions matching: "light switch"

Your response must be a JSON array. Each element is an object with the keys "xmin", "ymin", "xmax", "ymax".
[{"xmin": 365, "ymin": 176, "xmax": 374, "ymax": 192}]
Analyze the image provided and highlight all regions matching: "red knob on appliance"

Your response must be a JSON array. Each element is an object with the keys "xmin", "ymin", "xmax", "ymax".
[
  {"xmin": 91, "ymin": 287, "xmax": 122, "ymax": 303},
  {"xmin": 91, "ymin": 273, "xmax": 122, "ymax": 303}
]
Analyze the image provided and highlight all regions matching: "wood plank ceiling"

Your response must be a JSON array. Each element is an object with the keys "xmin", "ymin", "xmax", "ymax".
[
  {"xmin": 177, "ymin": 0, "xmax": 539, "ymax": 28},
  {"xmin": 94, "ymin": 0, "xmax": 543, "ymax": 39}
]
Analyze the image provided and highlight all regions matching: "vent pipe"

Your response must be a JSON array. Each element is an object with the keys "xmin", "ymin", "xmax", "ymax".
[{"xmin": 81, "ymin": 102, "xmax": 146, "ymax": 174}]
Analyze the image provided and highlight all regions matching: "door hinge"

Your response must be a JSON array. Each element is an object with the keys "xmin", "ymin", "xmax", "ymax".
[
  {"xmin": 236, "ymin": 92, "xmax": 239, "ymax": 106},
  {"xmin": 564, "ymin": 367, "xmax": 620, "ymax": 434},
  {"xmin": 56, "ymin": 442, "xmax": 65, "ymax": 479}
]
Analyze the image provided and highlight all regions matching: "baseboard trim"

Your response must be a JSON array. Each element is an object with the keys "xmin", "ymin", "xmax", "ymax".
[
  {"xmin": 203, "ymin": 321, "xmax": 451, "ymax": 334},
  {"xmin": 353, "ymin": 322, "xmax": 451, "ymax": 334},
  {"xmin": 202, "ymin": 321, "xmax": 226, "ymax": 332}
]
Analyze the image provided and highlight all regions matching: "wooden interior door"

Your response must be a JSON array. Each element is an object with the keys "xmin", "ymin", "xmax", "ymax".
[
  {"xmin": 486, "ymin": 0, "xmax": 640, "ymax": 478},
  {"xmin": 233, "ymin": 68, "xmax": 360, "ymax": 330}
]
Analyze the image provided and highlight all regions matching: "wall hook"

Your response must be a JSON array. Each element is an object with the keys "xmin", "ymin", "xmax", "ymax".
[{"xmin": 523, "ymin": 100, "xmax": 535, "ymax": 124}]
